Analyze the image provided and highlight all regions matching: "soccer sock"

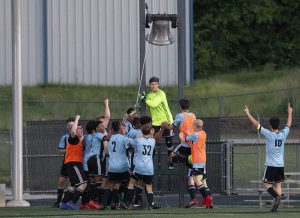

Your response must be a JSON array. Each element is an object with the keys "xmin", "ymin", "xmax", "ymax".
[
  {"xmin": 61, "ymin": 187, "xmax": 74, "ymax": 203},
  {"xmin": 89, "ymin": 183, "xmax": 96, "ymax": 201},
  {"xmin": 165, "ymin": 137, "xmax": 173, "ymax": 156},
  {"xmin": 267, "ymin": 187, "xmax": 279, "ymax": 198},
  {"xmin": 205, "ymin": 187, "xmax": 211, "ymax": 196},
  {"xmin": 97, "ymin": 187, "xmax": 105, "ymax": 203},
  {"xmin": 188, "ymin": 185, "xmax": 196, "ymax": 200},
  {"xmin": 147, "ymin": 192, "xmax": 154, "ymax": 206},
  {"xmin": 197, "ymin": 184, "xmax": 208, "ymax": 198},
  {"xmin": 94, "ymin": 183, "xmax": 103, "ymax": 202},
  {"xmin": 126, "ymin": 188, "xmax": 135, "ymax": 205},
  {"xmin": 134, "ymin": 186, "xmax": 143, "ymax": 205},
  {"xmin": 112, "ymin": 189, "xmax": 120, "ymax": 204},
  {"xmin": 71, "ymin": 187, "xmax": 84, "ymax": 204},
  {"xmin": 81, "ymin": 190, "xmax": 90, "ymax": 205},
  {"xmin": 101, "ymin": 189, "xmax": 112, "ymax": 207},
  {"xmin": 56, "ymin": 188, "xmax": 64, "ymax": 203}
]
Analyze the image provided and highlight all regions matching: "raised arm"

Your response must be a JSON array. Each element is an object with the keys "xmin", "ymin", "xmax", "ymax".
[
  {"xmin": 102, "ymin": 98, "xmax": 110, "ymax": 127},
  {"xmin": 154, "ymin": 122, "xmax": 167, "ymax": 143},
  {"xmin": 287, "ymin": 102, "xmax": 293, "ymax": 127},
  {"xmin": 71, "ymin": 115, "xmax": 80, "ymax": 137},
  {"xmin": 243, "ymin": 105, "xmax": 259, "ymax": 129}
]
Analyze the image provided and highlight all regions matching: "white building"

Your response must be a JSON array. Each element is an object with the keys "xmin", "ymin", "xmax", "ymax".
[{"xmin": 0, "ymin": 0, "xmax": 193, "ymax": 86}]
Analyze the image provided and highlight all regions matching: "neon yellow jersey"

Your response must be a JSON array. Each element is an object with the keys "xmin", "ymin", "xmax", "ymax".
[{"xmin": 145, "ymin": 88, "xmax": 173, "ymax": 126}]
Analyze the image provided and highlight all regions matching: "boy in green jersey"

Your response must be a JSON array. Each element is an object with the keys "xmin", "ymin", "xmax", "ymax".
[{"xmin": 145, "ymin": 77, "xmax": 174, "ymax": 169}]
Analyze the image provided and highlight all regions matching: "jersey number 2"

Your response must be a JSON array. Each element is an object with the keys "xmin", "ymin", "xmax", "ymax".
[
  {"xmin": 142, "ymin": 145, "xmax": 152, "ymax": 156},
  {"xmin": 112, "ymin": 141, "xmax": 117, "ymax": 152}
]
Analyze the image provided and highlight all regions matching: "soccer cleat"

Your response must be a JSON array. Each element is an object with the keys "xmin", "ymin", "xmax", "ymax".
[
  {"xmin": 199, "ymin": 197, "xmax": 207, "ymax": 207},
  {"xmin": 66, "ymin": 201, "xmax": 79, "ymax": 210},
  {"xmin": 185, "ymin": 198, "xmax": 198, "ymax": 208},
  {"xmin": 87, "ymin": 201, "xmax": 100, "ymax": 209},
  {"xmin": 271, "ymin": 196, "xmax": 281, "ymax": 212},
  {"xmin": 60, "ymin": 202, "xmax": 69, "ymax": 210},
  {"xmin": 99, "ymin": 204, "xmax": 107, "ymax": 210},
  {"xmin": 80, "ymin": 203, "xmax": 92, "ymax": 210},
  {"xmin": 120, "ymin": 201, "xmax": 128, "ymax": 209},
  {"xmin": 168, "ymin": 162, "xmax": 175, "ymax": 170},
  {"xmin": 148, "ymin": 202, "xmax": 161, "ymax": 210},
  {"xmin": 205, "ymin": 195, "xmax": 214, "ymax": 209},
  {"xmin": 111, "ymin": 203, "xmax": 120, "ymax": 210},
  {"xmin": 51, "ymin": 202, "xmax": 60, "ymax": 208}
]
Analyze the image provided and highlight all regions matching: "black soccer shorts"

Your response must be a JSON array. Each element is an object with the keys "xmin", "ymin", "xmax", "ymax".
[
  {"xmin": 263, "ymin": 166, "xmax": 285, "ymax": 184},
  {"xmin": 131, "ymin": 172, "xmax": 154, "ymax": 185},
  {"xmin": 66, "ymin": 162, "xmax": 87, "ymax": 186}
]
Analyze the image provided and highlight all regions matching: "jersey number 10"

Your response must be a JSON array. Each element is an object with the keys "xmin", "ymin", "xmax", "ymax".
[{"xmin": 275, "ymin": 140, "xmax": 282, "ymax": 147}]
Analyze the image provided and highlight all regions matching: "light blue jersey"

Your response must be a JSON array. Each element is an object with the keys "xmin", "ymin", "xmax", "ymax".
[
  {"xmin": 259, "ymin": 125, "xmax": 290, "ymax": 167},
  {"xmin": 132, "ymin": 137, "xmax": 156, "ymax": 175},
  {"xmin": 58, "ymin": 134, "xmax": 68, "ymax": 149},
  {"xmin": 108, "ymin": 134, "xmax": 133, "ymax": 173},
  {"xmin": 83, "ymin": 134, "xmax": 93, "ymax": 171},
  {"xmin": 127, "ymin": 129, "xmax": 142, "ymax": 139},
  {"xmin": 125, "ymin": 120, "xmax": 134, "ymax": 134}
]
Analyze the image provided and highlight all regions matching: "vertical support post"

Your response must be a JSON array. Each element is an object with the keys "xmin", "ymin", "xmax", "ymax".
[
  {"xmin": 139, "ymin": 0, "xmax": 146, "ymax": 116},
  {"xmin": 218, "ymin": 96, "xmax": 224, "ymax": 117},
  {"xmin": 6, "ymin": 0, "xmax": 30, "ymax": 207},
  {"xmin": 226, "ymin": 142, "xmax": 231, "ymax": 195},
  {"xmin": 42, "ymin": 0, "xmax": 48, "ymax": 86},
  {"xmin": 177, "ymin": 0, "xmax": 185, "ymax": 208},
  {"xmin": 257, "ymin": 115, "xmax": 261, "ymax": 183}
]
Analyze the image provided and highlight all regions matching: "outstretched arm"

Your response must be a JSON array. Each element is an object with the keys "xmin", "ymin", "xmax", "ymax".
[
  {"xmin": 71, "ymin": 115, "xmax": 80, "ymax": 137},
  {"xmin": 243, "ymin": 105, "xmax": 259, "ymax": 129},
  {"xmin": 287, "ymin": 102, "xmax": 293, "ymax": 127},
  {"xmin": 102, "ymin": 98, "xmax": 110, "ymax": 127}
]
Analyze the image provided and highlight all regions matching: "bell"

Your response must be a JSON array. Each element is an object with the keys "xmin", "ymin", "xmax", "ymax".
[{"xmin": 146, "ymin": 20, "xmax": 175, "ymax": 46}]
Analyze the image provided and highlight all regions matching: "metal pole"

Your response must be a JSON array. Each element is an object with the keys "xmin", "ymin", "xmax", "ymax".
[
  {"xmin": 6, "ymin": 0, "xmax": 30, "ymax": 207},
  {"xmin": 226, "ymin": 142, "xmax": 231, "ymax": 195},
  {"xmin": 139, "ymin": 0, "xmax": 146, "ymax": 116},
  {"xmin": 177, "ymin": 0, "xmax": 185, "ymax": 208},
  {"xmin": 257, "ymin": 115, "xmax": 261, "ymax": 182}
]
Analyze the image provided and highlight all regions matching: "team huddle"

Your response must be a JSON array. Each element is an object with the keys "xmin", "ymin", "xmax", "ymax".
[{"xmin": 51, "ymin": 76, "xmax": 293, "ymax": 212}]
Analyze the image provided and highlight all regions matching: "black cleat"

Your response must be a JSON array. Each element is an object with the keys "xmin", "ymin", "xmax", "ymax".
[
  {"xmin": 51, "ymin": 202, "xmax": 60, "ymax": 208},
  {"xmin": 148, "ymin": 203, "xmax": 161, "ymax": 210},
  {"xmin": 271, "ymin": 196, "xmax": 281, "ymax": 212},
  {"xmin": 168, "ymin": 162, "xmax": 175, "ymax": 170}
]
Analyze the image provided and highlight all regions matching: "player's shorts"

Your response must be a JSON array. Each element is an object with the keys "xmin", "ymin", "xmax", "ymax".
[
  {"xmin": 102, "ymin": 155, "xmax": 109, "ymax": 177},
  {"xmin": 60, "ymin": 160, "xmax": 68, "ymax": 177},
  {"xmin": 65, "ymin": 162, "xmax": 87, "ymax": 186},
  {"xmin": 173, "ymin": 145, "xmax": 192, "ymax": 167},
  {"xmin": 131, "ymin": 172, "xmax": 154, "ymax": 185},
  {"xmin": 192, "ymin": 167, "xmax": 205, "ymax": 176},
  {"xmin": 108, "ymin": 171, "xmax": 130, "ymax": 183},
  {"xmin": 152, "ymin": 125, "xmax": 173, "ymax": 137},
  {"xmin": 87, "ymin": 155, "xmax": 104, "ymax": 176},
  {"xmin": 188, "ymin": 166, "xmax": 207, "ymax": 179},
  {"xmin": 263, "ymin": 166, "xmax": 285, "ymax": 184}
]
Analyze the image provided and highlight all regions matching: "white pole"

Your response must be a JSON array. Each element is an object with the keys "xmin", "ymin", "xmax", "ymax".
[{"xmin": 6, "ymin": 0, "xmax": 30, "ymax": 207}]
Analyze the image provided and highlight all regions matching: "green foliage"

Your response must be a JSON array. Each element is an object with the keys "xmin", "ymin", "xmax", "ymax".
[{"xmin": 194, "ymin": 0, "xmax": 300, "ymax": 78}]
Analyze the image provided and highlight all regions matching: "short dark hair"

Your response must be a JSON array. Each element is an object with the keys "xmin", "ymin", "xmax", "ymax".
[
  {"xmin": 149, "ymin": 76, "xmax": 159, "ymax": 84},
  {"xmin": 66, "ymin": 117, "xmax": 75, "ymax": 123},
  {"xmin": 140, "ymin": 116, "xmax": 152, "ymax": 125},
  {"xmin": 95, "ymin": 116, "xmax": 105, "ymax": 121},
  {"xmin": 269, "ymin": 117, "xmax": 280, "ymax": 130},
  {"xmin": 141, "ymin": 123, "xmax": 152, "ymax": 135},
  {"xmin": 112, "ymin": 120, "xmax": 121, "ymax": 132},
  {"xmin": 127, "ymin": 108, "xmax": 136, "ymax": 115},
  {"xmin": 132, "ymin": 117, "xmax": 141, "ymax": 128},
  {"xmin": 85, "ymin": 120, "xmax": 95, "ymax": 134},
  {"xmin": 179, "ymin": 98, "xmax": 189, "ymax": 110}
]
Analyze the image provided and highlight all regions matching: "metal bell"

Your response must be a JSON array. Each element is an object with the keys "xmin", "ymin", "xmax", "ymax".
[{"xmin": 146, "ymin": 20, "xmax": 175, "ymax": 46}]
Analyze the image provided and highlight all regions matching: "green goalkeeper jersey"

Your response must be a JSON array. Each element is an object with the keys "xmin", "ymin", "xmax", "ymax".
[{"xmin": 145, "ymin": 88, "xmax": 173, "ymax": 126}]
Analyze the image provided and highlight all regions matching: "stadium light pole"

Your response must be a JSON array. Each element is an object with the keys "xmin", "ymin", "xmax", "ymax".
[
  {"xmin": 6, "ymin": 0, "xmax": 30, "ymax": 207},
  {"xmin": 140, "ymin": 0, "xmax": 146, "ymax": 116}
]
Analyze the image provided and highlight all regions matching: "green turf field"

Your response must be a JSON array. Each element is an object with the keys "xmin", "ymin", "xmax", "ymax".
[{"xmin": 0, "ymin": 206, "xmax": 300, "ymax": 218}]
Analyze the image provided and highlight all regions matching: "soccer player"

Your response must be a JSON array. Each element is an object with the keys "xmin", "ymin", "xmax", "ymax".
[
  {"xmin": 60, "ymin": 115, "xmax": 87, "ymax": 210},
  {"xmin": 179, "ymin": 119, "xmax": 213, "ymax": 209},
  {"xmin": 100, "ymin": 120, "xmax": 133, "ymax": 210},
  {"xmin": 52, "ymin": 117, "xmax": 74, "ymax": 208},
  {"xmin": 123, "ymin": 108, "xmax": 137, "ymax": 134},
  {"xmin": 126, "ymin": 122, "xmax": 167, "ymax": 210},
  {"xmin": 145, "ymin": 77, "xmax": 174, "ymax": 169},
  {"xmin": 244, "ymin": 103, "xmax": 293, "ymax": 212},
  {"xmin": 169, "ymin": 98, "xmax": 199, "ymax": 207}
]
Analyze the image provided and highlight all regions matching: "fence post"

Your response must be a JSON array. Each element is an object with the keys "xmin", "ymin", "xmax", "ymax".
[
  {"xmin": 0, "ymin": 183, "xmax": 5, "ymax": 207},
  {"xmin": 226, "ymin": 142, "xmax": 231, "ymax": 195}
]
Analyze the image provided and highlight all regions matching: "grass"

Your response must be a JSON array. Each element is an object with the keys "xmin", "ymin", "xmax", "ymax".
[{"xmin": 0, "ymin": 206, "xmax": 300, "ymax": 218}]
